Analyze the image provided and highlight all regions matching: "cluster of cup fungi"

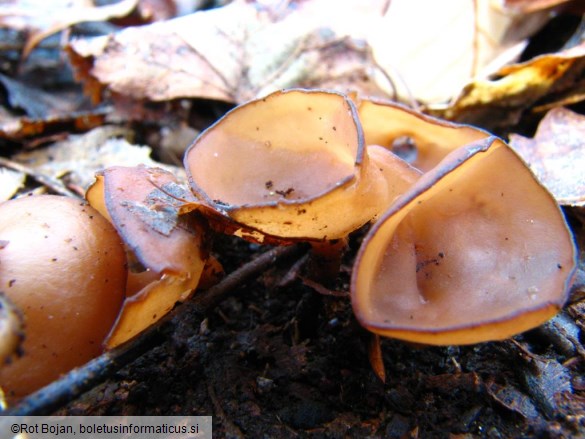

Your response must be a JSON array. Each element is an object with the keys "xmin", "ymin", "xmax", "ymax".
[{"xmin": 0, "ymin": 89, "xmax": 577, "ymax": 402}]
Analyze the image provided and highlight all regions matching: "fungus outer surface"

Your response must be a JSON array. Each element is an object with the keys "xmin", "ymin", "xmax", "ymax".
[
  {"xmin": 87, "ymin": 165, "xmax": 208, "ymax": 348},
  {"xmin": 0, "ymin": 195, "xmax": 126, "ymax": 400},
  {"xmin": 352, "ymin": 137, "xmax": 576, "ymax": 345}
]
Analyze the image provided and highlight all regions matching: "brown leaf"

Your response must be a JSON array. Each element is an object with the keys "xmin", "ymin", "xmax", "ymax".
[
  {"xmin": 429, "ymin": 42, "xmax": 585, "ymax": 130},
  {"xmin": 0, "ymin": 73, "xmax": 108, "ymax": 140},
  {"xmin": 509, "ymin": 107, "xmax": 585, "ymax": 206},
  {"xmin": 12, "ymin": 125, "xmax": 182, "ymax": 191},
  {"xmin": 66, "ymin": 0, "xmax": 389, "ymax": 104},
  {"xmin": 370, "ymin": 0, "xmax": 551, "ymax": 103},
  {"xmin": 0, "ymin": 0, "xmax": 139, "ymax": 58}
]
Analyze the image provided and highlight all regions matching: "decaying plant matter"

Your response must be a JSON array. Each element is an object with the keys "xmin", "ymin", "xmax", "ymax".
[{"xmin": 0, "ymin": 88, "xmax": 577, "ymax": 406}]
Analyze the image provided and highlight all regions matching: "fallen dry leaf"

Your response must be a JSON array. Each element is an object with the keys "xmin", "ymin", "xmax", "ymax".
[
  {"xmin": 509, "ymin": 107, "xmax": 585, "ymax": 206},
  {"xmin": 13, "ymin": 125, "xmax": 183, "ymax": 191},
  {"xmin": 486, "ymin": 381, "xmax": 540, "ymax": 419},
  {"xmin": 0, "ymin": 73, "xmax": 75, "ymax": 119},
  {"xmin": 0, "ymin": 72, "xmax": 108, "ymax": 140},
  {"xmin": 0, "ymin": 167, "xmax": 25, "ymax": 201},
  {"xmin": 520, "ymin": 355, "xmax": 573, "ymax": 418},
  {"xmin": 430, "ymin": 41, "xmax": 585, "ymax": 130},
  {"xmin": 65, "ymin": 0, "xmax": 558, "ymax": 108},
  {"xmin": 0, "ymin": 0, "xmax": 139, "ymax": 58},
  {"xmin": 369, "ymin": 0, "xmax": 551, "ymax": 103},
  {"xmin": 66, "ymin": 0, "xmax": 390, "ymax": 104}
]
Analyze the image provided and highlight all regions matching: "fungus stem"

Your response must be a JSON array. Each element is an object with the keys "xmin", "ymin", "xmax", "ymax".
[
  {"xmin": 307, "ymin": 238, "xmax": 348, "ymax": 284},
  {"xmin": 368, "ymin": 333, "xmax": 386, "ymax": 383}
]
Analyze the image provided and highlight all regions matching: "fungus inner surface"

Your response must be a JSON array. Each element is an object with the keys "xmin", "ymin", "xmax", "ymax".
[
  {"xmin": 358, "ymin": 100, "xmax": 488, "ymax": 172},
  {"xmin": 186, "ymin": 91, "xmax": 360, "ymax": 206},
  {"xmin": 357, "ymin": 142, "xmax": 574, "ymax": 331}
]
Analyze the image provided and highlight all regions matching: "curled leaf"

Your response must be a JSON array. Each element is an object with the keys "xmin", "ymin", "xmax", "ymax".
[
  {"xmin": 0, "ymin": 0, "xmax": 139, "ymax": 59},
  {"xmin": 430, "ymin": 42, "xmax": 585, "ymax": 130},
  {"xmin": 370, "ymin": 0, "xmax": 550, "ymax": 103}
]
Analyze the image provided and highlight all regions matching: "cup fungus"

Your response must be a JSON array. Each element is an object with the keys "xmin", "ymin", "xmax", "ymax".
[
  {"xmin": 352, "ymin": 137, "xmax": 576, "ymax": 345},
  {"xmin": 184, "ymin": 89, "xmax": 415, "ymax": 243},
  {"xmin": 356, "ymin": 98, "xmax": 489, "ymax": 172},
  {"xmin": 0, "ymin": 195, "xmax": 127, "ymax": 401},
  {"xmin": 86, "ymin": 165, "xmax": 209, "ymax": 348}
]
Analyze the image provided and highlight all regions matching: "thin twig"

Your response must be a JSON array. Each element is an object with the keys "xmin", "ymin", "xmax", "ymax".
[
  {"xmin": 3, "ymin": 327, "xmax": 161, "ymax": 416},
  {"xmin": 3, "ymin": 243, "xmax": 308, "ymax": 416},
  {"xmin": 191, "ymin": 243, "xmax": 308, "ymax": 313},
  {"xmin": 206, "ymin": 379, "xmax": 244, "ymax": 438},
  {"xmin": 0, "ymin": 156, "xmax": 80, "ymax": 199}
]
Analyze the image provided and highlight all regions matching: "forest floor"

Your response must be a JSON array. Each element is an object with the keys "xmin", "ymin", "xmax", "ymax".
[{"xmin": 0, "ymin": 2, "xmax": 584, "ymax": 438}]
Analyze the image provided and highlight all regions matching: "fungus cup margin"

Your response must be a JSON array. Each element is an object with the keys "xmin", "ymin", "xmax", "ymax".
[
  {"xmin": 184, "ymin": 89, "xmax": 416, "ymax": 243},
  {"xmin": 351, "ymin": 137, "xmax": 577, "ymax": 345},
  {"xmin": 86, "ymin": 165, "xmax": 209, "ymax": 348},
  {"xmin": 356, "ymin": 97, "xmax": 490, "ymax": 172}
]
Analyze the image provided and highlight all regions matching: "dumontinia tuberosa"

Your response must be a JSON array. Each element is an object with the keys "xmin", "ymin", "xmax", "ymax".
[
  {"xmin": 0, "ymin": 195, "xmax": 126, "ymax": 401},
  {"xmin": 352, "ymin": 137, "xmax": 576, "ymax": 345},
  {"xmin": 356, "ymin": 98, "xmax": 489, "ymax": 172},
  {"xmin": 87, "ymin": 165, "xmax": 208, "ymax": 348},
  {"xmin": 184, "ymin": 89, "xmax": 418, "ymax": 244}
]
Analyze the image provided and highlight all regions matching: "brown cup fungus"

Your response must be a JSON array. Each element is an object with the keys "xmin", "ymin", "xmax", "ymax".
[
  {"xmin": 87, "ymin": 165, "xmax": 208, "ymax": 348},
  {"xmin": 0, "ymin": 195, "xmax": 127, "ymax": 401},
  {"xmin": 352, "ymin": 137, "xmax": 576, "ymax": 345},
  {"xmin": 356, "ymin": 98, "xmax": 489, "ymax": 172},
  {"xmin": 184, "ymin": 89, "xmax": 416, "ymax": 243}
]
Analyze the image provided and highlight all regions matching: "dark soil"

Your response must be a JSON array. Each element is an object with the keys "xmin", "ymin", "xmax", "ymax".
[{"xmin": 54, "ymin": 230, "xmax": 585, "ymax": 439}]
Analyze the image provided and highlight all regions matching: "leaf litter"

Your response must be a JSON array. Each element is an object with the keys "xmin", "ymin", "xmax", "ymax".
[
  {"xmin": 0, "ymin": 1, "xmax": 584, "ymax": 437},
  {"xmin": 510, "ymin": 106, "xmax": 585, "ymax": 206}
]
